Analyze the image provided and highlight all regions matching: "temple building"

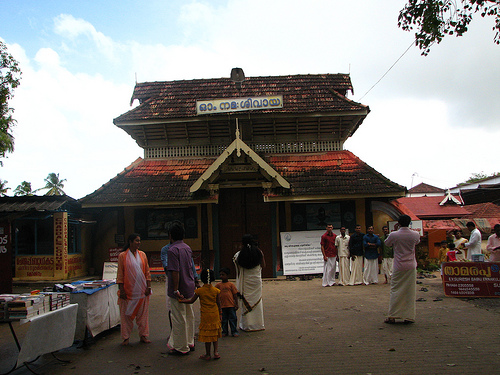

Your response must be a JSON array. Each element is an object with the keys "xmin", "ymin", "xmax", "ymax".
[{"xmin": 80, "ymin": 69, "xmax": 406, "ymax": 277}]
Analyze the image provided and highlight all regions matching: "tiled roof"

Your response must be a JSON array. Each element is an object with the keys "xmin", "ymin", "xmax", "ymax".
[
  {"xmin": 408, "ymin": 182, "xmax": 445, "ymax": 194},
  {"xmin": 390, "ymin": 196, "xmax": 469, "ymax": 219},
  {"xmin": 462, "ymin": 202, "xmax": 500, "ymax": 218},
  {"xmin": 267, "ymin": 151, "xmax": 405, "ymax": 196},
  {"xmin": 114, "ymin": 74, "xmax": 367, "ymax": 123},
  {"xmin": 80, "ymin": 151, "xmax": 405, "ymax": 206},
  {"xmin": 80, "ymin": 158, "xmax": 215, "ymax": 205}
]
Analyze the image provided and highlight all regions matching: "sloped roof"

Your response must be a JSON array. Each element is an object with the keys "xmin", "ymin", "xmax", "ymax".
[
  {"xmin": 462, "ymin": 202, "xmax": 500, "ymax": 219},
  {"xmin": 267, "ymin": 151, "xmax": 405, "ymax": 197},
  {"xmin": 0, "ymin": 195, "xmax": 81, "ymax": 213},
  {"xmin": 390, "ymin": 196, "xmax": 468, "ymax": 219},
  {"xmin": 408, "ymin": 182, "xmax": 445, "ymax": 194},
  {"xmin": 80, "ymin": 151, "xmax": 405, "ymax": 207},
  {"xmin": 114, "ymin": 74, "xmax": 367, "ymax": 123},
  {"xmin": 460, "ymin": 183, "xmax": 500, "ymax": 205}
]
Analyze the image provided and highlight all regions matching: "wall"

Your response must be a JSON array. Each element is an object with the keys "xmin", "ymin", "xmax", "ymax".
[{"xmin": 372, "ymin": 211, "xmax": 394, "ymax": 236}]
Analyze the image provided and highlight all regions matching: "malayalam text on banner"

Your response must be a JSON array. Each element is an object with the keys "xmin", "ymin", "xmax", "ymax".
[{"xmin": 280, "ymin": 230, "xmax": 340, "ymax": 276}]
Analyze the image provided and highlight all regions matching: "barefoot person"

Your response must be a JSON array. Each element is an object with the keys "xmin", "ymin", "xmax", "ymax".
[
  {"xmin": 117, "ymin": 233, "xmax": 152, "ymax": 345},
  {"xmin": 384, "ymin": 215, "xmax": 420, "ymax": 324},
  {"xmin": 233, "ymin": 234, "xmax": 265, "ymax": 332},
  {"xmin": 179, "ymin": 269, "xmax": 222, "ymax": 360}
]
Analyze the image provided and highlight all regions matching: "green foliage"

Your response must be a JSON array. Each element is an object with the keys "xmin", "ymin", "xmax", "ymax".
[
  {"xmin": 0, "ymin": 179, "xmax": 9, "ymax": 196},
  {"xmin": 399, "ymin": 0, "xmax": 500, "ymax": 55},
  {"xmin": 463, "ymin": 171, "xmax": 499, "ymax": 184},
  {"xmin": 36, "ymin": 173, "xmax": 66, "ymax": 196},
  {"xmin": 13, "ymin": 181, "xmax": 33, "ymax": 196},
  {"xmin": 0, "ymin": 41, "xmax": 22, "ymax": 164}
]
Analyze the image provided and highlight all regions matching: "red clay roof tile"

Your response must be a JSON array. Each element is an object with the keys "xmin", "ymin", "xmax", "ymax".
[{"xmin": 80, "ymin": 151, "xmax": 405, "ymax": 205}]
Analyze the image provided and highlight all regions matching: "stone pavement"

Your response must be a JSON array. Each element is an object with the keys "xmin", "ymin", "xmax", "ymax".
[{"xmin": 2, "ymin": 273, "xmax": 500, "ymax": 375}]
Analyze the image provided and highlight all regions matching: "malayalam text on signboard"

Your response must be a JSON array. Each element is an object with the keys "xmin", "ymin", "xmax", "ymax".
[
  {"xmin": 442, "ymin": 262, "xmax": 500, "ymax": 297},
  {"xmin": 196, "ymin": 95, "xmax": 283, "ymax": 115}
]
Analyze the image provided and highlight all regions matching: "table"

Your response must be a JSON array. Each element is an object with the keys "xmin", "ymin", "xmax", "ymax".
[
  {"xmin": 1, "ymin": 304, "xmax": 78, "ymax": 374},
  {"xmin": 69, "ymin": 283, "xmax": 120, "ymax": 341}
]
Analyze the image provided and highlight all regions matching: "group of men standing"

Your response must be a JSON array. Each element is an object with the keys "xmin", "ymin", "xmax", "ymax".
[{"xmin": 320, "ymin": 224, "xmax": 394, "ymax": 287}]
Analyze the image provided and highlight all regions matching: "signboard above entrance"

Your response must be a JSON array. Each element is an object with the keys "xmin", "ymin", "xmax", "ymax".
[{"xmin": 196, "ymin": 95, "xmax": 283, "ymax": 115}]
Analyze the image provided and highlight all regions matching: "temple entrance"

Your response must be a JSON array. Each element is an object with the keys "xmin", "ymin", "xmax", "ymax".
[{"xmin": 218, "ymin": 187, "xmax": 273, "ymax": 278}]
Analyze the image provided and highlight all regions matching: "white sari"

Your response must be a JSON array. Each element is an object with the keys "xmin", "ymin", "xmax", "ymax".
[
  {"xmin": 233, "ymin": 251, "xmax": 265, "ymax": 331},
  {"xmin": 124, "ymin": 250, "xmax": 147, "ymax": 318}
]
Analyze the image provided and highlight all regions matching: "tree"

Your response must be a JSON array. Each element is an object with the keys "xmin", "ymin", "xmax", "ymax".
[
  {"xmin": 0, "ymin": 179, "xmax": 9, "ymax": 196},
  {"xmin": 37, "ymin": 173, "xmax": 66, "ymax": 196},
  {"xmin": 464, "ymin": 171, "xmax": 499, "ymax": 184},
  {"xmin": 0, "ymin": 41, "xmax": 22, "ymax": 164},
  {"xmin": 399, "ymin": 0, "xmax": 500, "ymax": 55},
  {"xmin": 13, "ymin": 181, "xmax": 34, "ymax": 196}
]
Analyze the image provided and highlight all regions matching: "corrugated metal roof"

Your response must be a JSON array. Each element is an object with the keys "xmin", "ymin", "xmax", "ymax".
[{"xmin": 0, "ymin": 196, "xmax": 81, "ymax": 213}]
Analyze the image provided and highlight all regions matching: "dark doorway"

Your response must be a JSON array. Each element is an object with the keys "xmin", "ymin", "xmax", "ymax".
[{"xmin": 218, "ymin": 188, "xmax": 273, "ymax": 278}]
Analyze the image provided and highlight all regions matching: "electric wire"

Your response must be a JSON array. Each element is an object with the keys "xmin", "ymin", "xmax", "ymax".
[{"xmin": 358, "ymin": 41, "xmax": 415, "ymax": 101}]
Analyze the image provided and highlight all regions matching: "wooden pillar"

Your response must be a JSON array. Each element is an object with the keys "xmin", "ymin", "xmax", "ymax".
[
  {"xmin": 54, "ymin": 212, "xmax": 69, "ymax": 280},
  {"xmin": 201, "ymin": 204, "xmax": 210, "ymax": 270},
  {"xmin": 0, "ymin": 221, "xmax": 12, "ymax": 293}
]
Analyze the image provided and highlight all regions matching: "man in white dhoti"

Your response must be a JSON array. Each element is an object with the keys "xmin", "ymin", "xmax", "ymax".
[
  {"xmin": 363, "ymin": 226, "xmax": 381, "ymax": 285},
  {"xmin": 380, "ymin": 226, "xmax": 394, "ymax": 284},
  {"xmin": 348, "ymin": 225, "xmax": 365, "ymax": 286},
  {"xmin": 384, "ymin": 215, "xmax": 420, "ymax": 324},
  {"xmin": 335, "ymin": 227, "xmax": 350, "ymax": 286},
  {"xmin": 320, "ymin": 224, "xmax": 338, "ymax": 287}
]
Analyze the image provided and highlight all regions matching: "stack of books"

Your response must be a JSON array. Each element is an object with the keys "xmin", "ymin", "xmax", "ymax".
[
  {"xmin": 42, "ymin": 292, "xmax": 71, "ymax": 310},
  {"xmin": 0, "ymin": 294, "xmax": 19, "ymax": 320},
  {"xmin": 6, "ymin": 295, "xmax": 44, "ymax": 320}
]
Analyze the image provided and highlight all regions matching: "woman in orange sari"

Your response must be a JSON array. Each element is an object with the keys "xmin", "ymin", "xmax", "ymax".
[{"xmin": 117, "ymin": 233, "xmax": 152, "ymax": 345}]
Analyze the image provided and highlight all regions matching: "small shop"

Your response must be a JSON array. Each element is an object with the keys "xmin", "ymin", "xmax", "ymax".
[{"xmin": 0, "ymin": 196, "xmax": 93, "ymax": 292}]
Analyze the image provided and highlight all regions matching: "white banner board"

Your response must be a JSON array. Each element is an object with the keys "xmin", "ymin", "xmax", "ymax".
[
  {"xmin": 280, "ymin": 230, "xmax": 340, "ymax": 276},
  {"xmin": 102, "ymin": 262, "xmax": 118, "ymax": 280},
  {"xmin": 388, "ymin": 220, "xmax": 423, "ymax": 236}
]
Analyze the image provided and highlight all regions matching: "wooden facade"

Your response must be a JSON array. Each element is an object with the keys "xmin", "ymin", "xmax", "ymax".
[{"xmin": 81, "ymin": 70, "xmax": 406, "ymax": 277}]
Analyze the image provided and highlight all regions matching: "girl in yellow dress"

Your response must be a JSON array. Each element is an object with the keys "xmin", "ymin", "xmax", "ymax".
[{"xmin": 179, "ymin": 268, "xmax": 222, "ymax": 360}]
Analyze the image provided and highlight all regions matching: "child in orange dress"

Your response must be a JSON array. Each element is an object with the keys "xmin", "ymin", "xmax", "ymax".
[{"xmin": 178, "ymin": 268, "xmax": 222, "ymax": 360}]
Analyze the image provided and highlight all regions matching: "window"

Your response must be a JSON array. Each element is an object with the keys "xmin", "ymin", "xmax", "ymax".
[
  {"xmin": 14, "ymin": 217, "xmax": 54, "ymax": 255},
  {"xmin": 135, "ymin": 207, "xmax": 198, "ymax": 239},
  {"xmin": 68, "ymin": 222, "xmax": 81, "ymax": 254},
  {"xmin": 291, "ymin": 201, "xmax": 356, "ymax": 232}
]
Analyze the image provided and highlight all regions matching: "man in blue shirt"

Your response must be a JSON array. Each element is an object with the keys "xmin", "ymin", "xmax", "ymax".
[{"xmin": 363, "ymin": 226, "xmax": 381, "ymax": 285}]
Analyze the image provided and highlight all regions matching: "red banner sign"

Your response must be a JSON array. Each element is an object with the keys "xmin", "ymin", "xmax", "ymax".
[
  {"xmin": 109, "ymin": 247, "xmax": 121, "ymax": 262},
  {"xmin": 442, "ymin": 262, "xmax": 500, "ymax": 297}
]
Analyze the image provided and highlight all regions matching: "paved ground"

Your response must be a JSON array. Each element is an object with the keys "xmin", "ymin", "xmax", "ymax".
[{"xmin": 2, "ymin": 273, "xmax": 500, "ymax": 375}]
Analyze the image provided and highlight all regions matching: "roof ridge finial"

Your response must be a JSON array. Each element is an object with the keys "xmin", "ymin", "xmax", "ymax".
[{"xmin": 235, "ymin": 118, "xmax": 241, "ymax": 157}]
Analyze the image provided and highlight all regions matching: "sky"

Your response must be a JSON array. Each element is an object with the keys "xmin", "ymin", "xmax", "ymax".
[{"xmin": 1, "ymin": 0, "xmax": 499, "ymax": 199}]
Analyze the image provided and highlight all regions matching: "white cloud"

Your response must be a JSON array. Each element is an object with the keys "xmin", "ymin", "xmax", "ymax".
[
  {"xmin": 1, "ymin": 1, "xmax": 499, "ymax": 198},
  {"xmin": 3, "ymin": 42, "xmax": 141, "ymax": 198},
  {"xmin": 53, "ymin": 14, "xmax": 116, "ymax": 61}
]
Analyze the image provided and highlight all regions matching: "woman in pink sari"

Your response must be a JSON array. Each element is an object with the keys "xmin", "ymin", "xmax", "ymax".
[{"xmin": 117, "ymin": 233, "xmax": 152, "ymax": 345}]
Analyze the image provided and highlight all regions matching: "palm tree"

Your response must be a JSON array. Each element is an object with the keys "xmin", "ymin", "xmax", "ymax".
[
  {"xmin": 13, "ymin": 181, "xmax": 33, "ymax": 196},
  {"xmin": 38, "ymin": 173, "xmax": 66, "ymax": 196},
  {"xmin": 0, "ymin": 179, "xmax": 9, "ymax": 196}
]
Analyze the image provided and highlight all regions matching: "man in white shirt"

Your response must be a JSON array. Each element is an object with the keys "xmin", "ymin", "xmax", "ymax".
[
  {"xmin": 464, "ymin": 222, "xmax": 482, "ymax": 260},
  {"xmin": 335, "ymin": 226, "xmax": 350, "ymax": 286}
]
